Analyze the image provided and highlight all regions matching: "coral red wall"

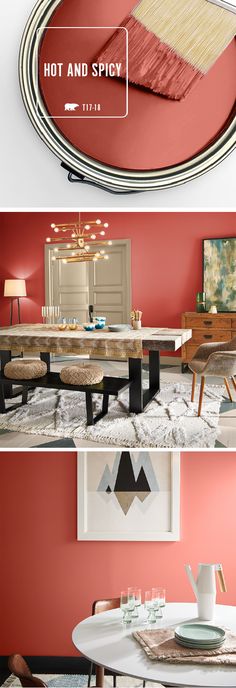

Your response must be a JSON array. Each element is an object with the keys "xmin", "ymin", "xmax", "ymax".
[
  {"xmin": 1, "ymin": 212, "xmax": 236, "ymax": 328},
  {"xmin": 1, "ymin": 451, "xmax": 236, "ymax": 656}
]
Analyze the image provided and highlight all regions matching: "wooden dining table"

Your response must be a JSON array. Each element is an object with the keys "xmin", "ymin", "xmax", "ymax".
[
  {"xmin": 72, "ymin": 602, "xmax": 236, "ymax": 687},
  {"xmin": 0, "ymin": 324, "xmax": 192, "ymax": 413}
]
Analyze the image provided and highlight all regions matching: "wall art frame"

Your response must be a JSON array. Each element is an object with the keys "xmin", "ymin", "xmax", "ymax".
[
  {"xmin": 202, "ymin": 236, "xmax": 236, "ymax": 312},
  {"xmin": 77, "ymin": 451, "xmax": 180, "ymax": 542}
]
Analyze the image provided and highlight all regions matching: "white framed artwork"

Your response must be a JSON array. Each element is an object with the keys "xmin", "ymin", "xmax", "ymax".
[{"xmin": 77, "ymin": 451, "xmax": 180, "ymax": 541}]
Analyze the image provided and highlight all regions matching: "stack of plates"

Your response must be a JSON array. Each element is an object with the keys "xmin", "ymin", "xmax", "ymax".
[
  {"xmin": 108, "ymin": 324, "xmax": 131, "ymax": 332},
  {"xmin": 175, "ymin": 623, "xmax": 226, "ymax": 650}
]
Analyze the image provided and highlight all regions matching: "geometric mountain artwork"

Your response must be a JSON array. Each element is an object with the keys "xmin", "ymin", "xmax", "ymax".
[{"xmin": 97, "ymin": 451, "xmax": 159, "ymax": 515}]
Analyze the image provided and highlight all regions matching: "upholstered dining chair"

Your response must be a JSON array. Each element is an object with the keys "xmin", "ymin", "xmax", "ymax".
[
  {"xmin": 88, "ymin": 598, "xmax": 120, "ymax": 687},
  {"xmin": 8, "ymin": 655, "xmax": 47, "ymax": 687},
  {"xmin": 189, "ymin": 336, "xmax": 236, "ymax": 416}
]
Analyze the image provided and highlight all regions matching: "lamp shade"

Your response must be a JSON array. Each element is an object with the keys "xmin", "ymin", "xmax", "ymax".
[{"xmin": 4, "ymin": 279, "xmax": 27, "ymax": 297}]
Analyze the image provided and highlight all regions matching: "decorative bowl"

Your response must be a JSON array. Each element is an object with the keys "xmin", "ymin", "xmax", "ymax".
[
  {"xmin": 108, "ymin": 324, "xmax": 131, "ymax": 332},
  {"xmin": 83, "ymin": 323, "xmax": 95, "ymax": 331},
  {"xmin": 95, "ymin": 322, "xmax": 105, "ymax": 329}
]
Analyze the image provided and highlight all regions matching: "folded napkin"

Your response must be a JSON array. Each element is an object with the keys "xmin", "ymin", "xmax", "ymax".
[{"xmin": 133, "ymin": 627, "xmax": 236, "ymax": 665}]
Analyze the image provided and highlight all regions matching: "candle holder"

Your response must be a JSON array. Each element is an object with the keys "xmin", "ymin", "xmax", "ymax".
[{"xmin": 42, "ymin": 306, "xmax": 61, "ymax": 324}]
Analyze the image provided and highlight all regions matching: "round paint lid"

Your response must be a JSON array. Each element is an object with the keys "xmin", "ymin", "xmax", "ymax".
[
  {"xmin": 38, "ymin": 0, "xmax": 236, "ymax": 170},
  {"xmin": 20, "ymin": 0, "xmax": 236, "ymax": 190}
]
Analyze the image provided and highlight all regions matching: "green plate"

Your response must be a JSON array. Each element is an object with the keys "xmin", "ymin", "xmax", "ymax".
[
  {"xmin": 175, "ymin": 624, "xmax": 225, "ymax": 644},
  {"xmin": 175, "ymin": 637, "xmax": 225, "ymax": 650}
]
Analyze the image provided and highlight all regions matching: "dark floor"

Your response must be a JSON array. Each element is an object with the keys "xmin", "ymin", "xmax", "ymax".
[{"xmin": 0, "ymin": 657, "xmax": 90, "ymax": 686}]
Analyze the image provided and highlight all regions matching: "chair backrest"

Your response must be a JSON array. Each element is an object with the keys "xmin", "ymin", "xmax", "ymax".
[
  {"xmin": 8, "ymin": 655, "xmax": 47, "ymax": 687},
  {"xmin": 92, "ymin": 597, "xmax": 120, "ymax": 615}
]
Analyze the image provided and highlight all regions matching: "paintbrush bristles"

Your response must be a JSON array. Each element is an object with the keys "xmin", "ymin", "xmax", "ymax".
[{"xmin": 132, "ymin": 0, "xmax": 236, "ymax": 72}]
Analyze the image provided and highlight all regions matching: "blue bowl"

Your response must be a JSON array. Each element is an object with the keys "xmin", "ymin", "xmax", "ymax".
[
  {"xmin": 95, "ymin": 322, "xmax": 105, "ymax": 329},
  {"xmin": 83, "ymin": 323, "xmax": 95, "ymax": 331}
]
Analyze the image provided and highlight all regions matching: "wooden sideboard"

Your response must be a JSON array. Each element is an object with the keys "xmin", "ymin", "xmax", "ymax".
[{"xmin": 181, "ymin": 312, "xmax": 236, "ymax": 372}]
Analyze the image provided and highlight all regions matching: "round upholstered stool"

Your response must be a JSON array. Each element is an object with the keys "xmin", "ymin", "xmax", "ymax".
[
  {"xmin": 4, "ymin": 359, "xmax": 47, "ymax": 380},
  {"xmin": 60, "ymin": 363, "xmax": 104, "ymax": 386}
]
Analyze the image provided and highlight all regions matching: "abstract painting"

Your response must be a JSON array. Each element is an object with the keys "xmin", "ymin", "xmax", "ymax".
[
  {"xmin": 77, "ymin": 451, "xmax": 180, "ymax": 541},
  {"xmin": 203, "ymin": 237, "xmax": 236, "ymax": 312}
]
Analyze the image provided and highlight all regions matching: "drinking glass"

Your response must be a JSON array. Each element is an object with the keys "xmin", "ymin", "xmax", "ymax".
[
  {"xmin": 128, "ymin": 588, "xmax": 141, "ymax": 618},
  {"xmin": 152, "ymin": 588, "xmax": 163, "ymax": 619},
  {"xmin": 144, "ymin": 591, "xmax": 156, "ymax": 624},
  {"xmin": 58, "ymin": 317, "xmax": 67, "ymax": 331},
  {"xmin": 120, "ymin": 591, "xmax": 132, "ymax": 625},
  {"xmin": 156, "ymin": 588, "xmax": 166, "ymax": 608},
  {"xmin": 127, "ymin": 592, "xmax": 135, "ymax": 614},
  {"xmin": 68, "ymin": 317, "xmax": 77, "ymax": 330}
]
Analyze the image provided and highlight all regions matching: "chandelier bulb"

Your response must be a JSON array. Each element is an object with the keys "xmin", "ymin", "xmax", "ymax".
[
  {"xmin": 67, "ymin": 244, "xmax": 71, "ymax": 249},
  {"xmin": 104, "ymin": 223, "xmax": 109, "ymax": 228},
  {"xmin": 62, "ymin": 259, "xmax": 67, "ymax": 264},
  {"xmin": 54, "ymin": 227, "xmax": 59, "ymax": 233},
  {"xmin": 96, "ymin": 219, "xmax": 101, "ymax": 225},
  {"xmin": 84, "ymin": 224, "xmax": 90, "ymax": 230},
  {"xmin": 104, "ymin": 255, "xmax": 109, "ymax": 260},
  {"xmin": 91, "ymin": 234, "xmax": 96, "ymax": 240},
  {"xmin": 52, "ymin": 256, "xmax": 56, "ymax": 261},
  {"xmin": 108, "ymin": 241, "xmax": 112, "ymax": 246},
  {"xmin": 100, "ymin": 230, "xmax": 105, "ymax": 236},
  {"xmin": 54, "ymin": 247, "xmax": 58, "ymax": 252},
  {"xmin": 51, "ymin": 223, "xmax": 56, "ymax": 228},
  {"xmin": 46, "ymin": 237, "xmax": 51, "ymax": 242}
]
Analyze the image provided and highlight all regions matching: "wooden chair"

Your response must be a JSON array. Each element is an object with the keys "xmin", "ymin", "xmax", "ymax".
[
  {"xmin": 88, "ymin": 599, "xmax": 147, "ymax": 688},
  {"xmin": 88, "ymin": 598, "xmax": 120, "ymax": 687},
  {"xmin": 189, "ymin": 337, "xmax": 236, "ymax": 416},
  {"xmin": 8, "ymin": 655, "xmax": 47, "ymax": 687}
]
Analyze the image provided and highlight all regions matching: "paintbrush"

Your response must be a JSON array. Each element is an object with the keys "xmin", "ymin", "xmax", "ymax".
[{"xmin": 96, "ymin": 0, "xmax": 236, "ymax": 100}]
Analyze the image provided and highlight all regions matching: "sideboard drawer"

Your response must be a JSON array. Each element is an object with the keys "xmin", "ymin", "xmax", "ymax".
[
  {"xmin": 191, "ymin": 329, "xmax": 231, "ymax": 344},
  {"xmin": 184, "ymin": 316, "xmax": 231, "ymax": 329}
]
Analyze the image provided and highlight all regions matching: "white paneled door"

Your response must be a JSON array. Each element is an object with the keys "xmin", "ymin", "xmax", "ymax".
[{"xmin": 45, "ymin": 240, "xmax": 131, "ymax": 325}]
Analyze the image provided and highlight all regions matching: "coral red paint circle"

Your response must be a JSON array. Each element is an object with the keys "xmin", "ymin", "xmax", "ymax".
[{"xmin": 38, "ymin": 0, "xmax": 236, "ymax": 171}]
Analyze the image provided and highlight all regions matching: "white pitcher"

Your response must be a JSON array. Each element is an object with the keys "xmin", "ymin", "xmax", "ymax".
[{"xmin": 185, "ymin": 563, "xmax": 227, "ymax": 621}]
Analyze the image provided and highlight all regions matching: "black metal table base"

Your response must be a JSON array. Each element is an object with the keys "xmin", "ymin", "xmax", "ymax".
[{"xmin": 128, "ymin": 351, "xmax": 160, "ymax": 413}]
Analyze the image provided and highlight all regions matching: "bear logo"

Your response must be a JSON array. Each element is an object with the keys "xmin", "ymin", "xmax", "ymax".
[{"xmin": 64, "ymin": 103, "xmax": 79, "ymax": 111}]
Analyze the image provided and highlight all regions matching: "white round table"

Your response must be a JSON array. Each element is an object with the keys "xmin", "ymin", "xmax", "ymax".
[{"xmin": 72, "ymin": 602, "xmax": 236, "ymax": 687}]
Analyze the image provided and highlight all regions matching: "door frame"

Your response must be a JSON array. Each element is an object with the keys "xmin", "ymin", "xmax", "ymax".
[{"xmin": 45, "ymin": 239, "xmax": 132, "ymax": 321}]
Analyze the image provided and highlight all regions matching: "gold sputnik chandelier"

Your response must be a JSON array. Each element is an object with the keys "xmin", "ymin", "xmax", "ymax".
[{"xmin": 46, "ymin": 213, "xmax": 112, "ymax": 263}]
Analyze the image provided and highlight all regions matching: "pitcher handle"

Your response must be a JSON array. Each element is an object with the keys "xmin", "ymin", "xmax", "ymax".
[{"xmin": 216, "ymin": 564, "xmax": 227, "ymax": 592}]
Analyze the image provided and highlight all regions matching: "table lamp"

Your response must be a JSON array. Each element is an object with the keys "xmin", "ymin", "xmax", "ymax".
[{"xmin": 4, "ymin": 279, "xmax": 27, "ymax": 325}]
